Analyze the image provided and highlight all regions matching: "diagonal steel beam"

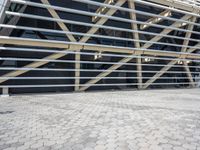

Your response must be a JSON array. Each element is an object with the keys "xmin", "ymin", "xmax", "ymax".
[
  {"xmin": 40, "ymin": 0, "xmax": 82, "ymax": 91},
  {"xmin": 182, "ymin": 17, "xmax": 196, "ymax": 87},
  {"xmin": 128, "ymin": 0, "xmax": 142, "ymax": 89},
  {"xmin": 0, "ymin": 0, "xmax": 77, "ymax": 86},
  {"xmin": 142, "ymin": 15, "xmax": 192, "ymax": 49},
  {"xmin": 180, "ymin": 17, "xmax": 197, "ymax": 53},
  {"xmin": 183, "ymin": 62, "xmax": 195, "ymax": 87},
  {"xmin": 146, "ymin": 0, "xmax": 198, "ymax": 13},
  {"xmin": 79, "ymin": 15, "xmax": 191, "ymax": 91},
  {"xmin": 92, "ymin": 0, "xmax": 115, "ymax": 23},
  {"xmin": 79, "ymin": 0, "xmax": 126, "ymax": 43},
  {"xmin": 143, "ymin": 16, "xmax": 197, "ymax": 89},
  {"xmin": 2, "ymin": 36, "xmax": 200, "ymax": 59},
  {"xmin": 75, "ymin": 0, "xmax": 126, "ymax": 90},
  {"xmin": 140, "ymin": 10, "xmax": 171, "ymax": 30},
  {"xmin": 41, "ymin": 0, "xmax": 76, "ymax": 42},
  {"xmin": 0, "ymin": 0, "xmax": 126, "ymax": 87}
]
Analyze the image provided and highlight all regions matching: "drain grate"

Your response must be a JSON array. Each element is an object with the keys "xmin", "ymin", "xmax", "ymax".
[{"xmin": 0, "ymin": 111, "xmax": 14, "ymax": 114}]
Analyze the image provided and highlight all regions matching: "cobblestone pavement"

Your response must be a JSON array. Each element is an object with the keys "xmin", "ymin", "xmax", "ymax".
[{"xmin": 0, "ymin": 89, "xmax": 200, "ymax": 150}]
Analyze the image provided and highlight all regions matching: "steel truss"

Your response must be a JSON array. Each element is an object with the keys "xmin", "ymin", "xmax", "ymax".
[{"xmin": 0, "ymin": 0, "xmax": 200, "ymax": 94}]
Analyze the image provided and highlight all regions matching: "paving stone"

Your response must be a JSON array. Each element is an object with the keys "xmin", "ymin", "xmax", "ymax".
[
  {"xmin": 0, "ymin": 89, "xmax": 200, "ymax": 150},
  {"xmin": 83, "ymin": 148, "xmax": 93, "ymax": 150},
  {"xmin": 16, "ymin": 145, "xmax": 31, "ymax": 150},
  {"xmin": 30, "ymin": 142, "xmax": 43, "ymax": 149},
  {"xmin": 94, "ymin": 145, "xmax": 106, "ymax": 150},
  {"xmin": 173, "ymin": 146, "xmax": 186, "ymax": 150},
  {"xmin": 3, "ymin": 148, "xmax": 16, "ymax": 150},
  {"xmin": 182, "ymin": 143, "xmax": 197, "ymax": 150},
  {"xmin": 0, "ymin": 144, "xmax": 10, "ymax": 150}
]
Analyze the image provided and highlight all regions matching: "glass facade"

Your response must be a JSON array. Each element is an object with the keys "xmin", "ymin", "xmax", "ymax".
[{"xmin": 0, "ymin": 0, "xmax": 200, "ymax": 94}]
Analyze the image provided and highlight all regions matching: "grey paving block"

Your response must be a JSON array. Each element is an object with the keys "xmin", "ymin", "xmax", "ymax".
[{"xmin": 0, "ymin": 89, "xmax": 200, "ymax": 150}]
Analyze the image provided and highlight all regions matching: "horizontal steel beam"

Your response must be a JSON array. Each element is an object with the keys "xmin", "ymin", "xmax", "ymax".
[
  {"xmin": 2, "ymin": 24, "xmax": 200, "ymax": 50},
  {"xmin": 6, "ymin": 9, "xmax": 200, "ymax": 36},
  {"xmin": 0, "ymin": 77, "xmax": 198, "ymax": 80},
  {"xmin": 0, "ymin": 36, "xmax": 200, "ymax": 59},
  {"xmin": 0, "ymin": 67, "xmax": 198, "ymax": 74},
  {"xmin": 10, "ymin": 0, "xmax": 200, "ymax": 28},
  {"xmin": 134, "ymin": 0, "xmax": 200, "ymax": 16},
  {"xmin": 0, "ymin": 82, "xmax": 197, "ymax": 88},
  {"xmin": 1, "ymin": 57, "xmax": 200, "ymax": 65},
  {"xmin": 145, "ymin": 0, "xmax": 199, "ymax": 13},
  {"xmin": 0, "ymin": 46, "xmax": 199, "ymax": 62},
  {"xmin": 4, "ymin": 12, "xmax": 200, "ymax": 43}
]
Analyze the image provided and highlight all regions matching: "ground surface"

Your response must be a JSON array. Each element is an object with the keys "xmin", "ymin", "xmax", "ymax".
[{"xmin": 0, "ymin": 89, "xmax": 200, "ymax": 150}]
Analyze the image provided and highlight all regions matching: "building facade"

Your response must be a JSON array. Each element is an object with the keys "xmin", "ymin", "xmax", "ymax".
[{"xmin": 0, "ymin": 0, "xmax": 200, "ymax": 94}]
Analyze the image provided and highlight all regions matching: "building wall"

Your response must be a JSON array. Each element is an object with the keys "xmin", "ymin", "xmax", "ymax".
[{"xmin": 0, "ymin": 0, "xmax": 200, "ymax": 94}]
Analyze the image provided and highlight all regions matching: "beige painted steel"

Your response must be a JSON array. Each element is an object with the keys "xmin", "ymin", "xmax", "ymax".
[
  {"xmin": 143, "ymin": 16, "xmax": 197, "ymax": 89},
  {"xmin": 0, "ymin": 0, "xmax": 127, "ymax": 85},
  {"xmin": 128, "ymin": 0, "xmax": 142, "ymax": 89},
  {"xmin": 92, "ymin": 0, "xmax": 114, "ymax": 22},
  {"xmin": 0, "ymin": 48, "xmax": 70, "ymax": 84},
  {"xmin": 146, "ymin": 0, "xmax": 199, "ymax": 13},
  {"xmin": 78, "ymin": 0, "xmax": 126, "ymax": 43},
  {"xmin": 41, "ymin": 0, "xmax": 76, "ymax": 42},
  {"xmin": 73, "ymin": 0, "xmax": 126, "ymax": 91},
  {"xmin": 78, "ymin": 15, "xmax": 192, "ymax": 91},
  {"xmin": 182, "ymin": 17, "xmax": 197, "ymax": 87},
  {"xmin": 41, "ymin": 0, "xmax": 81, "ymax": 91},
  {"xmin": 0, "ymin": 0, "xmax": 199, "ymax": 90},
  {"xmin": 142, "ymin": 15, "xmax": 192, "ymax": 49},
  {"xmin": 140, "ymin": 10, "xmax": 171, "ymax": 30},
  {"xmin": 184, "ymin": 62, "xmax": 195, "ymax": 87},
  {"xmin": 0, "ymin": 0, "xmax": 76, "ymax": 85},
  {"xmin": 1, "ymin": 36, "xmax": 200, "ymax": 59}
]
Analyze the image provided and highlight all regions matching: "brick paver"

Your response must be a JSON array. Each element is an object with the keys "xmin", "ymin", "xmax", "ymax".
[{"xmin": 0, "ymin": 89, "xmax": 200, "ymax": 150}]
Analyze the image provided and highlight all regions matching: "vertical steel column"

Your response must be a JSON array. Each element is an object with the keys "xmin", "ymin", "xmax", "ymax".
[
  {"xmin": 40, "ymin": 0, "xmax": 80, "ymax": 91},
  {"xmin": 128, "ymin": 0, "xmax": 143, "ymax": 89},
  {"xmin": 181, "ymin": 16, "xmax": 197, "ymax": 87},
  {"xmin": 1, "ymin": 87, "xmax": 9, "ymax": 97}
]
